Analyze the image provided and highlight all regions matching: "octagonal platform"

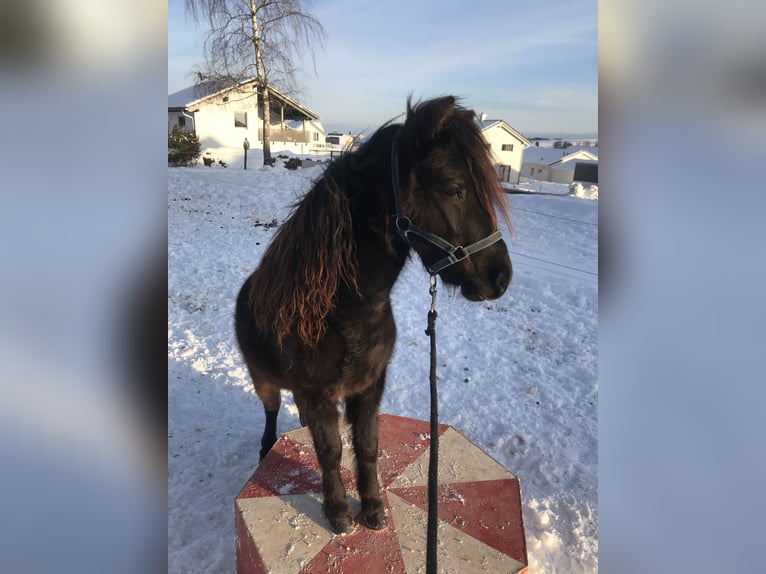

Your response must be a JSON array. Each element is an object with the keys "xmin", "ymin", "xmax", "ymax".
[{"xmin": 235, "ymin": 413, "xmax": 527, "ymax": 573}]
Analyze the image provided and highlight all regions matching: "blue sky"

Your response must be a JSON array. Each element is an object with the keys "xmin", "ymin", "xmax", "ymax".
[{"xmin": 168, "ymin": 0, "xmax": 597, "ymax": 137}]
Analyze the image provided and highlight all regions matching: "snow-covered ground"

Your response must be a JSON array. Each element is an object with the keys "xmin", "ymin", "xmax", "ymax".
[
  {"xmin": 505, "ymin": 177, "xmax": 599, "ymax": 200},
  {"xmin": 168, "ymin": 157, "xmax": 598, "ymax": 573}
]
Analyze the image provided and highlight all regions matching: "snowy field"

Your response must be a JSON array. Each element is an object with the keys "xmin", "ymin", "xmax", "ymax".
[
  {"xmin": 510, "ymin": 177, "xmax": 599, "ymax": 201},
  {"xmin": 168, "ymin": 158, "xmax": 598, "ymax": 573}
]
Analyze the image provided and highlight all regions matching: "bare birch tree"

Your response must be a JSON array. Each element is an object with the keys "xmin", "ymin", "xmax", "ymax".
[{"xmin": 184, "ymin": 0, "xmax": 325, "ymax": 165}]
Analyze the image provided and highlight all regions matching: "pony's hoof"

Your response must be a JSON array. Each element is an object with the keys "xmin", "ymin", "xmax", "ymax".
[
  {"xmin": 324, "ymin": 501, "xmax": 354, "ymax": 535},
  {"xmin": 328, "ymin": 514, "xmax": 355, "ymax": 535},
  {"xmin": 363, "ymin": 509, "xmax": 388, "ymax": 530}
]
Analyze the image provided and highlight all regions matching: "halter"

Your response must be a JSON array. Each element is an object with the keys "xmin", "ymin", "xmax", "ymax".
[{"xmin": 390, "ymin": 130, "xmax": 503, "ymax": 274}]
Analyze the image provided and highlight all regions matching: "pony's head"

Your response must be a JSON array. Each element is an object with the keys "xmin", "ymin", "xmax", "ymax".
[{"xmin": 394, "ymin": 96, "xmax": 513, "ymax": 301}]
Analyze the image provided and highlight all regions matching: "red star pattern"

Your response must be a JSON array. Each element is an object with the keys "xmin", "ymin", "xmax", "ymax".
[{"xmin": 236, "ymin": 414, "xmax": 528, "ymax": 573}]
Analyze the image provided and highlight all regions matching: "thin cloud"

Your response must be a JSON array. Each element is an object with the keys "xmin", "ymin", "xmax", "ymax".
[{"xmin": 168, "ymin": 0, "xmax": 597, "ymax": 135}]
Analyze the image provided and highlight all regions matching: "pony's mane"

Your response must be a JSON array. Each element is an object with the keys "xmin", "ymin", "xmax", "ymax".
[
  {"xmin": 247, "ymin": 168, "xmax": 361, "ymax": 349},
  {"xmin": 246, "ymin": 128, "xmax": 399, "ymax": 349}
]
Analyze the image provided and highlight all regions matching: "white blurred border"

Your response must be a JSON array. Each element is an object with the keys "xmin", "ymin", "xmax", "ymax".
[
  {"xmin": 0, "ymin": 2, "xmax": 167, "ymax": 572},
  {"xmin": 601, "ymin": 1, "xmax": 766, "ymax": 571}
]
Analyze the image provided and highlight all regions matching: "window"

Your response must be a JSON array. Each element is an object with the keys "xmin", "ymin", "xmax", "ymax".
[
  {"xmin": 313, "ymin": 132, "xmax": 319, "ymax": 142},
  {"xmin": 178, "ymin": 115, "xmax": 186, "ymax": 127},
  {"xmin": 502, "ymin": 144, "xmax": 514, "ymax": 152},
  {"xmin": 234, "ymin": 111, "xmax": 247, "ymax": 128}
]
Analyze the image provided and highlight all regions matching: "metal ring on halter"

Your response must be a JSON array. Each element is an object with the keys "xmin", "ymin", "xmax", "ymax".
[{"xmin": 394, "ymin": 215, "xmax": 411, "ymax": 235}]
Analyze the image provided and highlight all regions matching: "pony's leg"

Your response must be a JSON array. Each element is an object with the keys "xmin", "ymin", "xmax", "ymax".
[
  {"xmin": 346, "ymin": 374, "xmax": 387, "ymax": 530},
  {"xmin": 293, "ymin": 391, "xmax": 353, "ymax": 534},
  {"xmin": 253, "ymin": 379, "xmax": 281, "ymax": 462}
]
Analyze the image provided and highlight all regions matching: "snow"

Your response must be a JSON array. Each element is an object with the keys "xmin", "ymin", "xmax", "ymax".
[
  {"xmin": 505, "ymin": 177, "xmax": 599, "ymax": 200},
  {"xmin": 569, "ymin": 182, "xmax": 600, "ymax": 200},
  {"xmin": 168, "ymin": 157, "xmax": 598, "ymax": 573},
  {"xmin": 522, "ymin": 146, "xmax": 599, "ymax": 165}
]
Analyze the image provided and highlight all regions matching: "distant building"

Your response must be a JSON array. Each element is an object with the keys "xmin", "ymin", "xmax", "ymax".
[
  {"xmin": 522, "ymin": 146, "xmax": 599, "ymax": 184},
  {"xmin": 477, "ymin": 119, "xmax": 531, "ymax": 184},
  {"xmin": 168, "ymin": 78, "xmax": 325, "ymax": 154},
  {"xmin": 283, "ymin": 120, "xmax": 327, "ymax": 150},
  {"xmin": 325, "ymin": 132, "xmax": 356, "ymax": 149}
]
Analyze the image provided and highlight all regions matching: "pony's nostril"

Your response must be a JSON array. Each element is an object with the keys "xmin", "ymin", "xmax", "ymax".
[{"xmin": 495, "ymin": 270, "xmax": 510, "ymax": 294}]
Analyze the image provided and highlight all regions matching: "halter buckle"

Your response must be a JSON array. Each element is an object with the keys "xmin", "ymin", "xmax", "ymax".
[{"xmin": 450, "ymin": 246, "xmax": 467, "ymax": 263}]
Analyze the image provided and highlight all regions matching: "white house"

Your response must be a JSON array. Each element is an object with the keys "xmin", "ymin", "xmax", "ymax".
[
  {"xmin": 168, "ymin": 78, "xmax": 325, "ymax": 155},
  {"xmin": 283, "ymin": 120, "xmax": 327, "ymax": 151},
  {"xmin": 478, "ymin": 118, "xmax": 531, "ymax": 184},
  {"xmin": 522, "ymin": 146, "xmax": 599, "ymax": 184}
]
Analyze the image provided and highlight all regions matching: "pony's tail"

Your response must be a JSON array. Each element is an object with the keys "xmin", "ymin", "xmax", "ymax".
[{"xmin": 248, "ymin": 177, "xmax": 360, "ymax": 348}]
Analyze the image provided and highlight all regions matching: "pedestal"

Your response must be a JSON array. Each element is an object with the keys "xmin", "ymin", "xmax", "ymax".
[{"xmin": 235, "ymin": 413, "xmax": 528, "ymax": 573}]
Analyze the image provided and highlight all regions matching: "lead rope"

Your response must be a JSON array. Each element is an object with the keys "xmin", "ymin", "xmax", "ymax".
[{"xmin": 426, "ymin": 273, "xmax": 439, "ymax": 574}]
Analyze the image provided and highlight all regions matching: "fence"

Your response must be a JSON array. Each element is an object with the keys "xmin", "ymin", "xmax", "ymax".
[{"xmin": 257, "ymin": 128, "xmax": 311, "ymax": 144}]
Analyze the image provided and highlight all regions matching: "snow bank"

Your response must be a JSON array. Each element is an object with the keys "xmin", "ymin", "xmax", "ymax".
[
  {"xmin": 569, "ymin": 182, "xmax": 599, "ymax": 200},
  {"xmin": 168, "ymin": 164, "xmax": 598, "ymax": 573}
]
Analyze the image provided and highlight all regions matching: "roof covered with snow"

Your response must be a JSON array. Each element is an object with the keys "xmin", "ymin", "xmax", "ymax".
[
  {"xmin": 478, "ymin": 119, "xmax": 501, "ymax": 130},
  {"xmin": 477, "ymin": 119, "xmax": 532, "ymax": 147},
  {"xmin": 168, "ymin": 78, "xmax": 319, "ymax": 120},
  {"xmin": 168, "ymin": 80, "xmax": 237, "ymax": 108},
  {"xmin": 523, "ymin": 146, "xmax": 598, "ymax": 166}
]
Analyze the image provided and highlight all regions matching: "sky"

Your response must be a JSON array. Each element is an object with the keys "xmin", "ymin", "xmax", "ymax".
[{"xmin": 168, "ymin": 0, "xmax": 598, "ymax": 137}]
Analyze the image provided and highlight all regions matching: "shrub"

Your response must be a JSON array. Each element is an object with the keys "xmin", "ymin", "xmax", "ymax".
[
  {"xmin": 168, "ymin": 126, "xmax": 201, "ymax": 167},
  {"xmin": 283, "ymin": 157, "xmax": 302, "ymax": 170}
]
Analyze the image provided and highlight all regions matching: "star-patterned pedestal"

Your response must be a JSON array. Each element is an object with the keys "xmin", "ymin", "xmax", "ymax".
[{"xmin": 235, "ymin": 413, "xmax": 528, "ymax": 573}]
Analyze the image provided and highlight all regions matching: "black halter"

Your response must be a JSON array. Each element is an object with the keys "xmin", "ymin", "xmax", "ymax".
[{"xmin": 390, "ymin": 130, "xmax": 503, "ymax": 274}]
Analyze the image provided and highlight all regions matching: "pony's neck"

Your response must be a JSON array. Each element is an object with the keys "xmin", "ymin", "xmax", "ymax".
[
  {"xmin": 347, "ymin": 185, "xmax": 409, "ymax": 300},
  {"xmin": 329, "ymin": 125, "xmax": 411, "ymax": 302},
  {"xmin": 352, "ymin": 223, "xmax": 409, "ymax": 301},
  {"xmin": 353, "ymin": 190, "xmax": 410, "ymax": 299}
]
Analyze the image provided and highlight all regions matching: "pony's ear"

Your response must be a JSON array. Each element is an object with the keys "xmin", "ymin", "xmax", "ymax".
[{"xmin": 404, "ymin": 96, "xmax": 456, "ymax": 149}]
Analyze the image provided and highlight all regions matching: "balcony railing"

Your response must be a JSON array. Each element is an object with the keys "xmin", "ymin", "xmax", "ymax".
[{"xmin": 258, "ymin": 128, "xmax": 313, "ymax": 144}]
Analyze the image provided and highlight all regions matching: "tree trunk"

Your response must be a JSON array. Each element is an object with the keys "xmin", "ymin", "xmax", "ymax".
[
  {"xmin": 262, "ymin": 86, "xmax": 271, "ymax": 165},
  {"xmin": 250, "ymin": 0, "xmax": 271, "ymax": 166}
]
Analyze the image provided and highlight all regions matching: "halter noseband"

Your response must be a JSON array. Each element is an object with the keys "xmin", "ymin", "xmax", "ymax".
[{"xmin": 390, "ymin": 130, "xmax": 503, "ymax": 274}]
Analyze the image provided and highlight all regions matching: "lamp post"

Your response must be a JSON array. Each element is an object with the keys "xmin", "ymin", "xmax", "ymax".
[{"xmin": 243, "ymin": 137, "xmax": 250, "ymax": 170}]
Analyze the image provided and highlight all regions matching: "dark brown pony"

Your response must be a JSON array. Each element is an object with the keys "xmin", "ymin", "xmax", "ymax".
[{"xmin": 235, "ymin": 96, "xmax": 512, "ymax": 534}]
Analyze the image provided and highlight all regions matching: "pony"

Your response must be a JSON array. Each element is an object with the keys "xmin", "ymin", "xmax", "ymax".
[{"xmin": 235, "ymin": 96, "xmax": 512, "ymax": 534}]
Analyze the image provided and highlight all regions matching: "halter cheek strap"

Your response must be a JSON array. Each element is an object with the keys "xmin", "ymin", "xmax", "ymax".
[{"xmin": 390, "ymin": 130, "xmax": 503, "ymax": 274}]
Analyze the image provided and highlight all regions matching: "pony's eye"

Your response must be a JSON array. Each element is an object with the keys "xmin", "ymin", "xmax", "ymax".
[{"xmin": 444, "ymin": 185, "xmax": 463, "ymax": 197}]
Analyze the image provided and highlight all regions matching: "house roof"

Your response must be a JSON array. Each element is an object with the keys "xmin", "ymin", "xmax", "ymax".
[
  {"xmin": 168, "ymin": 78, "xmax": 319, "ymax": 121},
  {"xmin": 523, "ymin": 146, "xmax": 598, "ymax": 166},
  {"xmin": 285, "ymin": 119, "xmax": 325, "ymax": 133},
  {"xmin": 477, "ymin": 119, "xmax": 532, "ymax": 147}
]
